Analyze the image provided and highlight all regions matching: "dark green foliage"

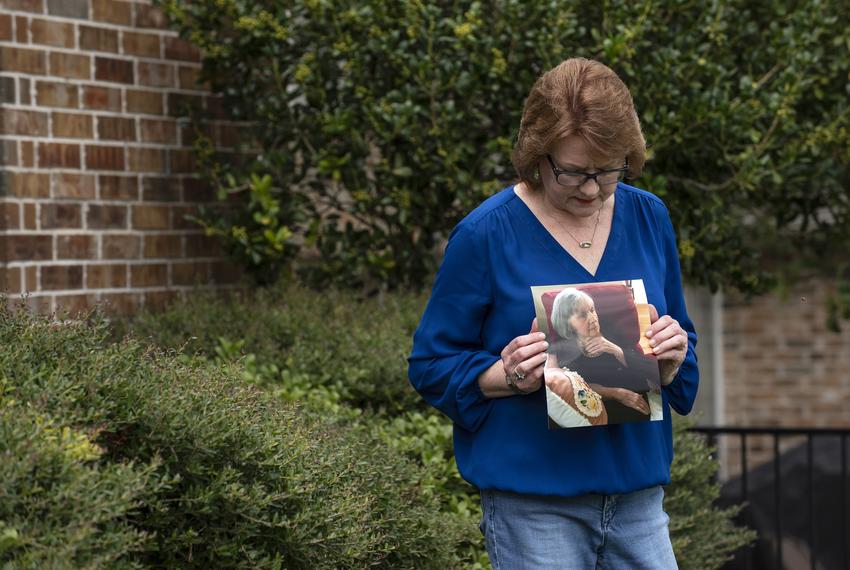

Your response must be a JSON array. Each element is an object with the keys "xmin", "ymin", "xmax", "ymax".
[
  {"xmin": 0, "ymin": 299, "xmax": 467, "ymax": 569},
  {"xmin": 116, "ymin": 283, "xmax": 429, "ymax": 415},
  {"xmin": 667, "ymin": 420, "xmax": 757, "ymax": 569},
  {"xmin": 158, "ymin": 0, "xmax": 849, "ymax": 301},
  {"xmin": 123, "ymin": 283, "xmax": 755, "ymax": 569}
]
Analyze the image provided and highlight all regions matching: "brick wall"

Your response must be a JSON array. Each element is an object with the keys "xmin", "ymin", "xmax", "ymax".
[
  {"xmin": 0, "ymin": 0, "xmax": 246, "ymax": 317},
  {"xmin": 717, "ymin": 279, "xmax": 850, "ymax": 476}
]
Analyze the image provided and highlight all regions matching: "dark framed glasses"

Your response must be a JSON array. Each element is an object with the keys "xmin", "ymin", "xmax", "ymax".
[{"xmin": 546, "ymin": 155, "xmax": 629, "ymax": 188}]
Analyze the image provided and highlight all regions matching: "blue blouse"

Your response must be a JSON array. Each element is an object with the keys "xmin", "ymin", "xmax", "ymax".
[{"xmin": 408, "ymin": 183, "xmax": 699, "ymax": 497}]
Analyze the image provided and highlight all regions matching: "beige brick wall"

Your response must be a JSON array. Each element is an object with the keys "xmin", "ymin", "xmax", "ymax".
[{"xmin": 0, "ymin": 0, "xmax": 248, "ymax": 317}]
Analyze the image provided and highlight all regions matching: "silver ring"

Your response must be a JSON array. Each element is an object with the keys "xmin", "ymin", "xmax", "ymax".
[{"xmin": 513, "ymin": 367, "xmax": 525, "ymax": 382}]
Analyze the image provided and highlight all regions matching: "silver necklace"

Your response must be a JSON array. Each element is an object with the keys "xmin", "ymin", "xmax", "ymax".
[{"xmin": 551, "ymin": 208, "xmax": 602, "ymax": 249}]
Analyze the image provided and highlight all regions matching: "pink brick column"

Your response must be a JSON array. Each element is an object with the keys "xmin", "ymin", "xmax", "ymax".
[{"xmin": 1, "ymin": 0, "xmax": 246, "ymax": 317}]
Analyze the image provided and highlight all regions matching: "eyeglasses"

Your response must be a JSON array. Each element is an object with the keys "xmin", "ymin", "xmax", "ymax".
[{"xmin": 546, "ymin": 155, "xmax": 629, "ymax": 188}]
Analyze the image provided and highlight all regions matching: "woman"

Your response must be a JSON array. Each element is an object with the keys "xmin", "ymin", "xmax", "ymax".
[
  {"xmin": 549, "ymin": 287, "xmax": 655, "ymax": 423},
  {"xmin": 408, "ymin": 57, "xmax": 697, "ymax": 568}
]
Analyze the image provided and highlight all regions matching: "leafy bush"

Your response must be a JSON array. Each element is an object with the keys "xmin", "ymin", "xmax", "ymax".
[
  {"xmin": 122, "ymin": 283, "xmax": 754, "ymax": 568},
  {"xmin": 159, "ymin": 0, "xmax": 850, "ymax": 300},
  {"xmin": 116, "ymin": 282, "xmax": 428, "ymax": 415},
  {"xmin": 0, "ymin": 299, "xmax": 468, "ymax": 569}
]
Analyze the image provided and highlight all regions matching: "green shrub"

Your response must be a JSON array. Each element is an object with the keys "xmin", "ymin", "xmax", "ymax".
[
  {"xmin": 116, "ymin": 282, "xmax": 428, "ymax": 416},
  {"xmin": 121, "ymin": 284, "xmax": 755, "ymax": 569},
  {"xmin": 159, "ymin": 0, "xmax": 850, "ymax": 301},
  {"xmin": 0, "ymin": 300, "xmax": 468, "ymax": 569}
]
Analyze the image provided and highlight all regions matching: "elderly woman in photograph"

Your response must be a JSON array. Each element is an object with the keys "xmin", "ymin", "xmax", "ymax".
[
  {"xmin": 409, "ymin": 57, "xmax": 698, "ymax": 568},
  {"xmin": 548, "ymin": 287, "xmax": 657, "ymax": 423}
]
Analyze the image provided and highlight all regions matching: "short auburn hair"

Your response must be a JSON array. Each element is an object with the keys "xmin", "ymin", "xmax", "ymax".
[{"xmin": 512, "ymin": 58, "xmax": 646, "ymax": 190}]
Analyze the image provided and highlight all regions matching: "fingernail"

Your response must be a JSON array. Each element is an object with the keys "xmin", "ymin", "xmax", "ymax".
[
  {"xmin": 652, "ymin": 347, "xmax": 660, "ymax": 353},
  {"xmin": 645, "ymin": 329, "xmax": 653, "ymax": 338},
  {"xmin": 542, "ymin": 341, "xmax": 549, "ymax": 349},
  {"xmin": 537, "ymin": 333, "xmax": 547, "ymax": 340},
  {"xmin": 649, "ymin": 340, "xmax": 656, "ymax": 347}
]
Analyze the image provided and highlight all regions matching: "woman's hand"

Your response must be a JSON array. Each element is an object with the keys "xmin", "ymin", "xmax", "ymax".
[
  {"xmin": 477, "ymin": 318, "xmax": 548, "ymax": 397},
  {"xmin": 646, "ymin": 304, "xmax": 688, "ymax": 386},
  {"xmin": 580, "ymin": 336, "xmax": 626, "ymax": 365}
]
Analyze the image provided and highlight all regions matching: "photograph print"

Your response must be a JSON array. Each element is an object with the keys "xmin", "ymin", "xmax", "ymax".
[{"xmin": 530, "ymin": 279, "xmax": 663, "ymax": 429}]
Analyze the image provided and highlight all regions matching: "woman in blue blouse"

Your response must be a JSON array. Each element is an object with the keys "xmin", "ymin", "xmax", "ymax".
[{"xmin": 408, "ymin": 57, "xmax": 698, "ymax": 568}]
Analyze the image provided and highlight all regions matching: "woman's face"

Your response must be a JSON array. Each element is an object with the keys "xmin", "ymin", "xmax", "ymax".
[
  {"xmin": 568, "ymin": 297, "xmax": 600, "ymax": 339},
  {"xmin": 538, "ymin": 134, "xmax": 622, "ymax": 219}
]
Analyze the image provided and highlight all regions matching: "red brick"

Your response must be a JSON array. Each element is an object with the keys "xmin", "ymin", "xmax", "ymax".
[
  {"xmin": 0, "ymin": 76, "xmax": 15, "ymax": 103},
  {"xmin": 1, "ymin": 0, "xmax": 44, "ymax": 12},
  {"xmin": 134, "ymin": 4, "xmax": 168, "ymax": 29},
  {"xmin": 55, "ymin": 294, "xmax": 97, "ymax": 318},
  {"xmin": 21, "ymin": 141, "xmax": 35, "ymax": 167},
  {"xmin": 0, "ymin": 235, "xmax": 52, "ymax": 260},
  {"xmin": 87, "ymin": 204, "xmax": 127, "ymax": 229},
  {"xmin": 41, "ymin": 264, "xmax": 83, "ymax": 290},
  {"xmin": 102, "ymin": 234, "xmax": 140, "ymax": 258},
  {"xmin": 0, "ymin": 108, "xmax": 48, "ymax": 136},
  {"xmin": 123, "ymin": 31, "xmax": 160, "ymax": 58},
  {"xmin": 52, "ymin": 172, "xmax": 96, "ymax": 199},
  {"xmin": 52, "ymin": 112, "xmax": 93, "ymax": 138},
  {"xmin": 178, "ymin": 65, "xmax": 206, "ymax": 90},
  {"xmin": 24, "ymin": 266, "xmax": 37, "ymax": 290},
  {"xmin": 167, "ymin": 93, "xmax": 202, "ymax": 117},
  {"xmin": 182, "ymin": 177, "xmax": 214, "ymax": 202},
  {"xmin": 178, "ymin": 121, "xmax": 211, "ymax": 144},
  {"xmin": 57, "ymin": 235, "xmax": 97, "ymax": 259},
  {"xmin": 80, "ymin": 25, "xmax": 119, "ymax": 53},
  {"xmin": 99, "ymin": 175, "xmax": 138, "ymax": 200},
  {"xmin": 38, "ymin": 142, "xmax": 81, "ymax": 168},
  {"xmin": 95, "ymin": 56, "xmax": 134, "ymax": 84},
  {"xmin": 1, "ymin": 202, "xmax": 19, "ymax": 229},
  {"xmin": 131, "ymin": 204, "xmax": 169, "ymax": 229},
  {"xmin": 140, "ymin": 118, "xmax": 176, "ymax": 143},
  {"xmin": 14, "ymin": 15, "xmax": 26, "ymax": 43},
  {"xmin": 142, "ymin": 177, "xmax": 180, "ymax": 201},
  {"xmin": 41, "ymin": 203, "xmax": 82, "ymax": 228},
  {"xmin": 143, "ymin": 234, "xmax": 182, "ymax": 258},
  {"xmin": 144, "ymin": 289, "xmax": 178, "ymax": 310},
  {"xmin": 36, "ymin": 81, "xmax": 79, "ymax": 108},
  {"xmin": 47, "ymin": 0, "xmax": 88, "ymax": 19},
  {"xmin": 97, "ymin": 115, "xmax": 136, "ymax": 141},
  {"xmin": 169, "ymin": 149, "xmax": 196, "ymax": 173},
  {"xmin": 87, "ymin": 263, "xmax": 127, "ymax": 288},
  {"xmin": 127, "ymin": 147, "xmax": 165, "ymax": 172},
  {"xmin": 49, "ymin": 52, "xmax": 91, "ymax": 80},
  {"xmin": 18, "ymin": 77, "xmax": 31, "ymax": 104},
  {"xmin": 171, "ymin": 205, "xmax": 201, "ymax": 229},
  {"xmin": 130, "ymin": 263, "xmax": 167, "ymax": 287},
  {"xmin": 92, "ymin": 0, "xmax": 131, "ymax": 26},
  {"xmin": 0, "ymin": 172, "xmax": 49, "ymax": 198},
  {"xmin": 0, "ymin": 139, "xmax": 17, "ymax": 165},
  {"xmin": 30, "ymin": 19, "xmax": 74, "ymax": 48},
  {"xmin": 172, "ymin": 261, "xmax": 208, "ymax": 285},
  {"xmin": 163, "ymin": 36, "xmax": 201, "ymax": 62},
  {"xmin": 85, "ymin": 144, "xmax": 125, "ymax": 170},
  {"xmin": 0, "ymin": 266, "xmax": 22, "ymax": 294},
  {"xmin": 137, "ymin": 61, "xmax": 174, "ymax": 87},
  {"xmin": 23, "ymin": 203, "xmax": 36, "ymax": 228},
  {"xmin": 82, "ymin": 85, "xmax": 121, "ymax": 111},
  {"xmin": 185, "ymin": 234, "xmax": 221, "ymax": 257},
  {"xmin": 99, "ymin": 292, "xmax": 140, "ymax": 316},
  {"xmin": 1, "ymin": 47, "xmax": 46, "ymax": 74},
  {"xmin": 0, "ymin": 14, "xmax": 12, "ymax": 41},
  {"xmin": 125, "ymin": 89, "xmax": 163, "ymax": 115}
]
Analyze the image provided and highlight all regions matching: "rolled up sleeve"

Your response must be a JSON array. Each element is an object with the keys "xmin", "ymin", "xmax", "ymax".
[{"xmin": 408, "ymin": 222, "xmax": 499, "ymax": 432}]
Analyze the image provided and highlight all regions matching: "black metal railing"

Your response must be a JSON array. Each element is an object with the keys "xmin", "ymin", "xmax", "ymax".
[{"xmin": 690, "ymin": 426, "xmax": 850, "ymax": 570}]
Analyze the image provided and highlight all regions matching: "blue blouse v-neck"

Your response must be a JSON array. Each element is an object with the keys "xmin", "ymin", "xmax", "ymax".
[{"xmin": 408, "ymin": 183, "xmax": 699, "ymax": 497}]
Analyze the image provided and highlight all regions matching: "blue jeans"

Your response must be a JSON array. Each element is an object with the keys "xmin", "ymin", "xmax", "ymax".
[{"xmin": 479, "ymin": 485, "xmax": 678, "ymax": 569}]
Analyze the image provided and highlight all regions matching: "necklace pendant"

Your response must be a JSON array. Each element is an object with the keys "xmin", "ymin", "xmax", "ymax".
[{"xmin": 579, "ymin": 241, "xmax": 592, "ymax": 249}]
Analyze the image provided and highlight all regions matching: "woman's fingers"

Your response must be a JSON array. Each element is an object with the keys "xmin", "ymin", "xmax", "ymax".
[
  {"xmin": 502, "ymin": 331, "xmax": 547, "ymax": 358},
  {"xmin": 515, "ymin": 352, "xmax": 549, "ymax": 378}
]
